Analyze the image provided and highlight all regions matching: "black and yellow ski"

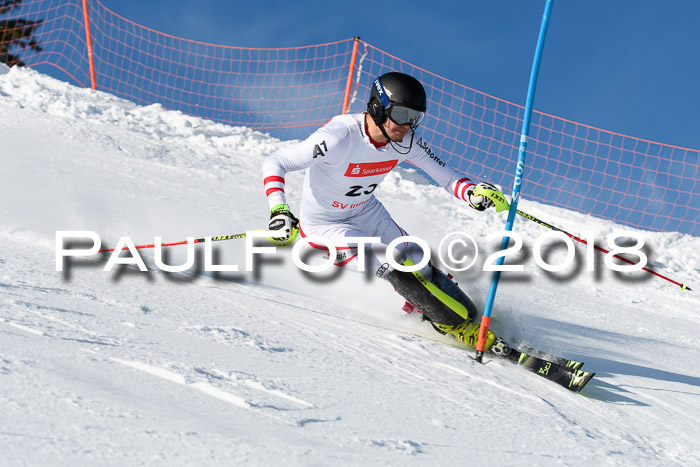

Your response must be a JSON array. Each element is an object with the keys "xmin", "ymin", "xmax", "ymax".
[
  {"xmin": 512, "ymin": 344, "xmax": 585, "ymax": 371},
  {"xmin": 501, "ymin": 349, "xmax": 594, "ymax": 393}
]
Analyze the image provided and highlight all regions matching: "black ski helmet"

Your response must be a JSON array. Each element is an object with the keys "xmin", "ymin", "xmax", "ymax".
[{"xmin": 367, "ymin": 72, "xmax": 427, "ymax": 130}]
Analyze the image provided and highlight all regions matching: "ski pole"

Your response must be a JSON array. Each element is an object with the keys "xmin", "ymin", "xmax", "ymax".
[
  {"xmin": 475, "ymin": 189, "xmax": 692, "ymax": 291},
  {"xmin": 475, "ymin": 0, "xmax": 554, "ymax": 363},
  {"xmin": 98, "ymin": 228, "xmax": 298, "ymax": 253},
  {"xmin": 516, "ymin": 209, "xmax": 691, "ymax": 291}
]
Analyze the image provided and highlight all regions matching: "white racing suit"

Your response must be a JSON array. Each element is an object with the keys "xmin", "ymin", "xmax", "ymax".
[{"xmin": 262, "ymin": 113, "xmax": 475, "ymax": 279}]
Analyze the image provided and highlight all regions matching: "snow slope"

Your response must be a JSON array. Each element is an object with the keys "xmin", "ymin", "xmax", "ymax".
[{"xmin": 1, "ymin": 65, "xmax": 699, "ymax": 466}]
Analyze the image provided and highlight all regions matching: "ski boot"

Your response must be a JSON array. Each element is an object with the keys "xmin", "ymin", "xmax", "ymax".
[{"xmin": 434, "ymin": 318, "xmax": 497, "ymax": 351}]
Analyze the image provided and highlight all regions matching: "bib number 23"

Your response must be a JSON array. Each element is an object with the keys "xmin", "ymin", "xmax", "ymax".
[{"xmin": 345, "ymin": 184, "xmax": 378, "ymax": 197}]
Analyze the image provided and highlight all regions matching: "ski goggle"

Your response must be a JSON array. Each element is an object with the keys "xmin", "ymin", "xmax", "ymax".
[{"xmin": 386, "ymin": 104, "xmax": 425, "ymax": 130}]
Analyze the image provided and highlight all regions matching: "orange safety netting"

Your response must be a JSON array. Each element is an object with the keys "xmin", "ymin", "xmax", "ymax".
[{"xmin": 3, "ymin": 0, "xmax": 699, "ymax": 235}]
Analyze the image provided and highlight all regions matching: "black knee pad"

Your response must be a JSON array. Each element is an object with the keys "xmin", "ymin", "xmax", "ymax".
[{"xmin": 387, "ymin": 266, "xmax": 477, "ymax": 326}]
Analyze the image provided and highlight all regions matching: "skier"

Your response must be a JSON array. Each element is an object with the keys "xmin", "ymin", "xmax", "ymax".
[{"xmin": 262, "ymin": 71, "xmax": 510, "ymax": 355}]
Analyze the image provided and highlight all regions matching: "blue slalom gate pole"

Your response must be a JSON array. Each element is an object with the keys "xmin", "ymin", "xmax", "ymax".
[{"xmin": 475, "ymin": 0, "xmax": 554, "ymax": 363}]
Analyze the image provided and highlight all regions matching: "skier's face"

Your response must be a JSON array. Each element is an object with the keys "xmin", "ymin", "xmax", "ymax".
[{"xmin": 384, "ymin": 118, "xmax": 412, "ymax": 141}]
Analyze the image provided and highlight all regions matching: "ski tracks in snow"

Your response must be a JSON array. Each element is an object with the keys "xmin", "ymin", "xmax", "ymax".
[{"xmin": 2, "ymin": 286, "xmax": 321, "ymax": 431}]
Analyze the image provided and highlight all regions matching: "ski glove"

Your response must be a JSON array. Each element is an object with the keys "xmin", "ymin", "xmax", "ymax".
[
  {"xmin": 268, "ymin": 204, "xmax": 299, "ymax": 240},
  {"xmin": 466, "ymin": 182, "xmax": 501, "ymax": 211}
]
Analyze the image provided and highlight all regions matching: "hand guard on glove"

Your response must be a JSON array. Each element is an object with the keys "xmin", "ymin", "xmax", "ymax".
[
  {"xmin": 466, "ymin": 182, "xmax": 501, "ymax": 211},
  {"xmin": 268, "ymin": 204, "xmax": 299, "ymax": 240}
]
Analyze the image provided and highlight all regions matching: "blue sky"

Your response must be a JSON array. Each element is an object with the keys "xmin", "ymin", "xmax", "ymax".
[{"xmin": 98, "ymin": 0, "xmax": 699, "ymax": 150}]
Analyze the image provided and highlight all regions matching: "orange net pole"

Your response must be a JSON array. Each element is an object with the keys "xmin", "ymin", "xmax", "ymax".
[
  {"xmin": 81, "ymin": 0, "xmax": 96, "ymax": 90},
  {"xmin": 341, "ymin": 37, "xmax": 360, "ymax": 114}
]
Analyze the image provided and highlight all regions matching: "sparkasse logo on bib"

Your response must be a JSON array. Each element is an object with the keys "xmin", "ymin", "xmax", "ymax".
[{"xmin": 344, "ymin": 160, "xmax": 398, "ymax": 177}]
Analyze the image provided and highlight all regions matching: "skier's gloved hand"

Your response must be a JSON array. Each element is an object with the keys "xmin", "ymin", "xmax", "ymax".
[
  {"xmin": 466, "ymin": 182, "xmax": 501, "ymax": 211},
  {"xmin": 268, "ymin": 204, "xmax": 299, "ymax": 240}
]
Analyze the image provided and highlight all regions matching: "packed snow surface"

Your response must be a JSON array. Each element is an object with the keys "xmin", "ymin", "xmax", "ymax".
[{"xmin": 1, "ymin": 65, "xmax": 699, "ymax": 465}]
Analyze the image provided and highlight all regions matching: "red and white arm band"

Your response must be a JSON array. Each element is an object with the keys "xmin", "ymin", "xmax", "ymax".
[
  {"xmin": 263, "ymin": 175, "xmax": 286, "ymax": 208},
  {"xmin": 453, "ymin": 177, "xmax": 475, "ymax": 202}
]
